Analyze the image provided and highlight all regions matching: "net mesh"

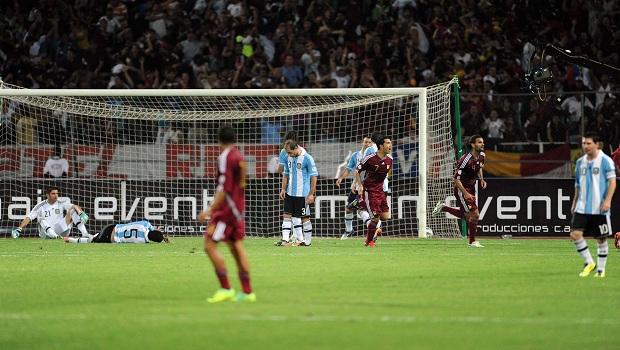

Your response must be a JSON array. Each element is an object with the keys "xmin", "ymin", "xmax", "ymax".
[{"xmin": 0, "ymin": 79, "xmax": 460, "ymax": 239}]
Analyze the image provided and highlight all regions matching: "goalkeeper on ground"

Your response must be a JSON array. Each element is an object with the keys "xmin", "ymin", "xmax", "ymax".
[
  {"xmin": 64, "ymin": 220, "xmax": 169, "ymax": 244},
  {"xmin": 11, "ymin": 186, "xmax": 90, "ymax": 239}
]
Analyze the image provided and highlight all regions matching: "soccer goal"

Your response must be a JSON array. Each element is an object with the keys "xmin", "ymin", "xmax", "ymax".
[{"xmin": 0, "ymin": 78, "xmax": 460, "ymax": 239}]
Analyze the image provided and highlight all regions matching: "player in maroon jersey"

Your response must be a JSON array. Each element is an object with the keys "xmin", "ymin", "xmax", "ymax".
[
  {"xmin": 433, "ymin": 134, "xmax": 487, "ymax": 247},
  {"xmin": 354, "ymin": 132, "xmax": 393, "ymax": 247},
  {"xmin": 198, "ymin": 125, "xmax": 256, "ymax": 303}
]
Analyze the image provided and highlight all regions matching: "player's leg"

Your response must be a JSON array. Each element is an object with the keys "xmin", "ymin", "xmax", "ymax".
[
  {"xmin": 295, "ymin": 198, "xmax": 312, "ymax": 246},
  {"xmin": 291, "ymin": 217, "xmax": 303, "ymax": 243},
  {"xmin": 342, "ymin": 191, "xmax": 358, "ymax": 239},
  {"xmin": 204, "ymin": 222, "xmax": 235, "ymax": 303},
  {"xmin": 39, "ymin": 220, "xmax": 62, "ymax": 239},
  {"xmin": 65, "ymin": 207, "xmax": 91, "ymax": 237},
  {"xmin": 441, "ymin": 190, "xmax": 466, "ymax": 219},
  {"xmin": 228, "ymin": 239, "xmax": 256, "ymax": 302},
  {"xmin": 276, "ymin": 195, "xmax": 294, "ymax": 246},
  {"xmin": 570, "ymin": 213, "xmax": 596, "ymax": 277},
  {"xmin": 594, "ymin": 215, "xmax": 612, "ymax": 278}
]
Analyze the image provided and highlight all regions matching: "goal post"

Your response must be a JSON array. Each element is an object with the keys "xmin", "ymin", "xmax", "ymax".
[{"xmin": 0, "ymin": 78, "xmax": 461, "ymax": 239}]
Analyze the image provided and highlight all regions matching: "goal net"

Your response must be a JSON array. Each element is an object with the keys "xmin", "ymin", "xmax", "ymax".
[{"xmin": 0, "ymin": 78, "xmax": 461, "ymax": 239}]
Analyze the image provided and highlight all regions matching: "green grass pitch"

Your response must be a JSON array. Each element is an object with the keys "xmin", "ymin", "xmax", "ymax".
[{"xmin": 1, "ymin": 237, "xmax": 619, "ymax": 349}]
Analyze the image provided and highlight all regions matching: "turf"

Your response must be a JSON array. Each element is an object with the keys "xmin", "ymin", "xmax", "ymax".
[{"xmin": 0, "ymin": 237, "xmax": 618, "ymax": 350}]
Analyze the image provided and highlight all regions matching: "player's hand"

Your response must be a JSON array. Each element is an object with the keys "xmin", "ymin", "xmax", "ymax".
[
  {"xmin": 306, "ymin": 194, "xmax": 315, "ymax": 204},
  {"xmin": 197, "ymin": 210, "xmax": 211, "ymax": 224},
  {"xmin": 279, "ymin": 189, "xmax": 286, "ymax": 200},
  {"xmin": 601, "ymin": 199, "xmax": 612, "ymax": 213},
  {"xmin": 78, "ymin": 212, "xmax": 89, "ymax": 224},
  {"xmin": 479, "ymin": 179, "xmax": 487, "ymax": 189},
  {"xmin": 11, "ymin": 227, "xmax": 21, "ymax": 239},
  {"xmin": 336, "ymin": 178, "xmax": 343, "ymax": 187},
  {"xmin": 463, "ymin": 192, "xmax": 473, "ymax": 200}
]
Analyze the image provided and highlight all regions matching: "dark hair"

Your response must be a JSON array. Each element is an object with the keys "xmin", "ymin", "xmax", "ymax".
[
  {"xmin": 46, "ymin": 186, "xmax": 60, "ymax": 194},
  {"xmin": 370, "ymin": 131, "xmax": 385, "ymax": 146},
  {"xmin": 148, "ymin": 230, "xmax": 165, "ymax": 242},
  {"xmin": 469, "ymin": 134, "xmax": 483, "ymax": 145},
  {"xmin": 218, "ymin": 124, "xmax": 236, "ymax": 144},
  {"xmin": 283, "ymin": 130, "xmax": 298, "ymax": 142},
  {"xmin": 286, "ymin": 139, "xmax": 299, "ymax": 150},
  {"xmin": 583, "ymin": 131, "xmax": 600, "ymax": 143}
]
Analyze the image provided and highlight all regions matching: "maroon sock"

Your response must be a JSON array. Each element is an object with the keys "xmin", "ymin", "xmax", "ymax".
[
  {"xmin": 467, "ymin": 221, "xmax": 478, "ymax": 244},
  {"xmin": 215, "ymin": 269, "xmax": 230, "ymax": 289},
  {"xmin": 442, "ymin": 206, "xmax": 463, "ymax": 219},
  {"xmin": 366, "ymin": 220, "xmax": 378, "ymax": 244},
  {"xmin": 239, "ymin": 271, "xmax": 252, "ymax": 294}
]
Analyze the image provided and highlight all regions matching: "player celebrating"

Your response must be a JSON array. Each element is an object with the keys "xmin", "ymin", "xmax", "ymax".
[
  {"xmin": 198, "ymin": 125, "xmax": 255, "ymax": 303},
  {"xmin": 64, "ymin": 220, "xmax": 169, "ymax": 244},
  {"xmin": 336, "ymin": 136, "xmax": 373, "ymax": 239},
  {"xmin": 280, "ymin": 139, "xmax": 318, "ymax": 246},
  {"xmin": 275, "ymin": 131, "xmax": 305, "ymax": 245},
  {"xmin": 354, "ymin": 132, "xmax": 393, "ymax": 247},
  {"xmin": 12, "ymin": 186, "xmax": 89, "ymax": 239},
  {"xmin": 432, "ymin": 135, "xmax": 486, "ymax": 247},
  {"xmin": 569, "ymin": 132, "xmax": 616, "ymax": 277}
]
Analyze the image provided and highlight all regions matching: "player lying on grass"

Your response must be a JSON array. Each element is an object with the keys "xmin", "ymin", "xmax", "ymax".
[
  {"xmin": 63, "ymin": 220, "xmax": 169, "ymax": 244},
  {"xmin": 12, "ymin": 186, "xmax": 89, "ymax": 239}
]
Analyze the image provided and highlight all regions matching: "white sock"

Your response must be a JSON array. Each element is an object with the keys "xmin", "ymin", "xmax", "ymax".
[
  {"xmin": 77, "ymin": 223, "xmax": 90, "ymax": 237},
  {"xmin": 358, "ymin": 210, "xmax": 370, "ymax": 227},
  {"xmin": 597, "ymin": 241, "xmax": 608, "ymax": 272},
  {"xmin": 574, "ymin": 238, "xmax": 594, "ymax": 265},
  {"xmin": 281, "ymin": 218, "xmax": 291, "ymax": 242},
  {"xmin": 44, "ymin": 226, "xmax": 59, "ymax": 239},
  {"xmin": 344, "ymin": 212, "xmax": 354, "ymax": 233},
  {"xmin": 67, "ymin": 237, "xmax": 91, "ymax": 244},
  {"xmin": 291, "ymin": 217, "xmax": 303, "ymax": 242},
  {"xmin": 302, "ymin": 220, "xmax": 312, "ymax": 245}
]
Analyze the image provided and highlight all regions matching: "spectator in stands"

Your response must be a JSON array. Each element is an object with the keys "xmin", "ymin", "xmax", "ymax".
[
  {"xmin": 43, "ymin": 145, "xmax": 69, "ymax": 178},
  {"xmin": 481, "ymin": 109, "xmax": 504, "ymax": 148},
  {"xmin": 524, "ymin": 113, "xmax": 542, "ymax": 143},
  {"xmin": 547, "ymin": 115, "xmax": 568, "ymax": 144},
  {"xmin": 501, "ymin": 117, "xmax": 525, "ymax": 144}
]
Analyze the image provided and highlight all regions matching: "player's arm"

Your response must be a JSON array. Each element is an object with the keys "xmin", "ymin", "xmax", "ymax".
[
  {"xmin": 478, "ymin": 168, "xmax": 487, "ymax": 189},
  {"xmin": 307, "ymin": 175, "xmax": 317, "ymax": 204},
  {"xmin": 239, "ymin": 160, "xmax": 247, "ymax": 189},
  {"xmin": 354, "ymin": 169, "xmax": 364, "ymax": 198},
  {"xmin": 336, "ymin": 169, "xmax": 350, "ymax": 187},
  {"xmin": 453, "ymin": 179, "xmax": 472, "ymax": 199},
  {"xmin": 199, "ymin": 191, "xmax": 226, "ymax": 223},
  {"xmin": 571, "ymin": 186, "xmax": 580, "ymax": 214},
  {"xmin": 280, "ymin": 174, "xmax": 288, "ymax": 200},
  {"xmin": 601, "ymin": 178, "xmax": 615, "ymax": 212}
]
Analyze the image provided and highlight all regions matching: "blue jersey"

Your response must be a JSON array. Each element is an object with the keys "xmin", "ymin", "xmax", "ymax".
[
  {"xmin": 283, "ymin": 148, "xmax": 318, "ymax": 197},
  {"xmin": 361, "ymin": 144, "xmax": 389, "ymax": 192},
  {"xmin": 279, "ymin": 146, "xmax": 305, "ymax": 170},
  {"xmin": 113, "ymin": 220, "xmax": 156, "ymax": 243},
  {"xmin": 574, "ymin": 152, "xmax": 616, "ymax": 215},
  {"xmin": 346, "ymin": 151, "xmax": 362, "ymax": 172}
]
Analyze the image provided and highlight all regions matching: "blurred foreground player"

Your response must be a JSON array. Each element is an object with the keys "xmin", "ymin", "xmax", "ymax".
[{"xmin": 198, "ymin": 125, "xmax": 255, "ymax": 303}]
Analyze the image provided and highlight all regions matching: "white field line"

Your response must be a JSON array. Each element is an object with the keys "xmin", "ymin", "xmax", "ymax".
[{"xmin": 0, "ymin": 312, "xmax": 616, "ymax": 326}]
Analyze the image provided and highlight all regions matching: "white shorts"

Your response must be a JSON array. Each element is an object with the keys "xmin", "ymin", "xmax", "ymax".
[{"xmin": 39, "ymin": 220, "xmax": 72, "ymax": 239}]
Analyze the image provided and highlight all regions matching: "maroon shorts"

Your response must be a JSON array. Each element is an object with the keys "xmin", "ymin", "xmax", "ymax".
[
  {"xmin": 205, "ymin": 216, "xmax": 245, "ymax": 242},
  {"xmin": 454, "ymin": 188, "xmax": 477, "ymax": 214},
  {"xmin": 359, "ymin": 190, "xmax": 389, "ymax": 216}
]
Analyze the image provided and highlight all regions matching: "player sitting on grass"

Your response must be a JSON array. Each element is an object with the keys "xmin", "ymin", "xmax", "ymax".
[
  {"xmin": 12, "ymin": 186, "xmax": 89, "ymax": 239},
  {"xmin": 63, "ymin": 220, "xmax": 169, "ymax": 244}
]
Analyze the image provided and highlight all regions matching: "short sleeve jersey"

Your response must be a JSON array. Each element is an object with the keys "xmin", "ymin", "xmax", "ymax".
[
  {"xmin": 214, "ymin": 146, "xmax": 246, "ymax": 221},
  {"xmin": 357, "ymin": 153, "xmax": 393, "ymax": 193},
  {"xmin": 113, "ymin": 220, "xmax": 156, "ymax": 243},
  {"xmin": 454, "ymin": 152, "xmax": 485, "ymax": 192}
]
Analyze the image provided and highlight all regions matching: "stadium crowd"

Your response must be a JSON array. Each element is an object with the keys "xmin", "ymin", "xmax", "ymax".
[{"xmin": 0, "ymin": 0, "xmax": 619, "ymax": 150}]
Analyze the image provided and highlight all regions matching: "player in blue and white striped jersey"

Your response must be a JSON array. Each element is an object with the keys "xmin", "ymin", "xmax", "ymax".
[
  {"xmin": 336, "ymin": 136, "xmax": 374, "ymax": 239},
  {"xmin": 277, "ymin": 139, "xmax": 318, "ymax": 246},
  {"xmin": 64, "ymin": 220, "xmax": 169, "ymax": 244},
  {"xmin": 275, "ymin": 131, "xmax": 306, "ymax": 245},
  {"xmin": 570, "ymin": 132, "xmax": 616, "ymax": 278}
]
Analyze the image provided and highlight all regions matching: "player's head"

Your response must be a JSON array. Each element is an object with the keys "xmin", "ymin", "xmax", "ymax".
[
  {"xmin": 469, "ymin": 135, "xmax": 484, "ymax": 152},
  {"xmin": 45, "ymin": 186, "xmax": 60, "ymax": 202},
  {"xmin": 582, "ymin": 131, "xmax": 600, "ymax": 156},
  {"xmin": 147, "ymin": 230, "xmax": 169, "ymax": 243},
  {"xmin": 362, "ymin": 136, "xmax": 372, "ymax": 150},
  {"xmin": 283, "ymin": 130, "xmax": 298, "ymax": 143},
  {"xmin": 371, "ymin": 132, "xmax": 392, "ymax": 154},
  {"xmin": 285, "ymin": 139, "xmax": 300, "ymax": 156},
  {"xmin": 218, "ymin": 124, "xmax": 236, "ymax": 145}
]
